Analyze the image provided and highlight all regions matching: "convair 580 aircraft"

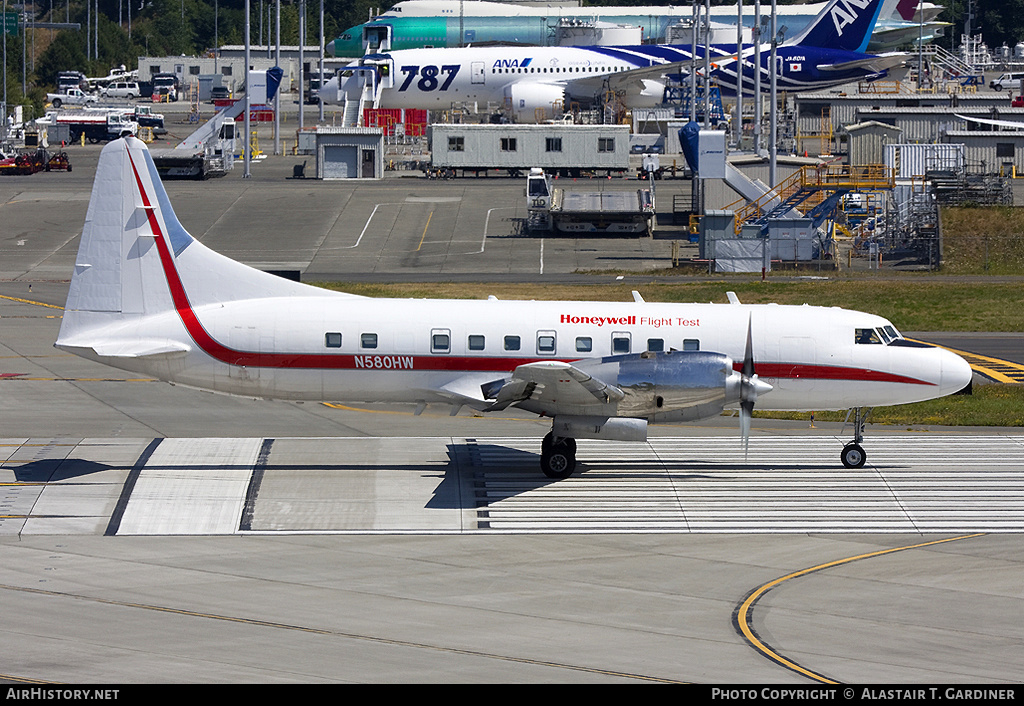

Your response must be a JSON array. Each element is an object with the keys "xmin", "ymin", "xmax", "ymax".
[
  {"xmin": 57, "ymin": 139, "xmax": 972, "ymax": 477},
  {"xmin": 322, "ymin": 0, "xmax": 906, "ymax": 122}
]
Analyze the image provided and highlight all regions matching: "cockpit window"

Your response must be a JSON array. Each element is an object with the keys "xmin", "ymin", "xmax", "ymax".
[
  {"xmin": 855, "ymin": 328, "xmax": 883, "ymax": 345},
  {"xmin": 883, "ymin": 325, "xmax": 900, "ymax": 341}
]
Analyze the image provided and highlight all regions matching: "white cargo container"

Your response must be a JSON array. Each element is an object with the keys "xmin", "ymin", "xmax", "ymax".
[
  {"xmin": 884, "ymin": 143, "xmax": 965, "ymax": 179},
  {"xmin": 428, "ymin": 123, "xmax": 631, "ymax": 176}
]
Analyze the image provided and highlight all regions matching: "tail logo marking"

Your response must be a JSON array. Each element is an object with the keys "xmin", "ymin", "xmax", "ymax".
[{"xmin": 830, "ymin": 0, "xmax": 873, "ymax": 37}]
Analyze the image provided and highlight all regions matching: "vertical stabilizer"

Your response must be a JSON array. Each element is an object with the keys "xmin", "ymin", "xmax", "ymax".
[
  {"xmin": 58, "ymin": 137, "xmax": 342, "ymax": 351},
  {"xmin": 788, "ymin": 0, "xmax": 885, "ymax": 53}
]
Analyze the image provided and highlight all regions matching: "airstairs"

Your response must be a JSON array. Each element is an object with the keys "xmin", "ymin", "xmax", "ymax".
[
  {"xmin": 340, "ymin": 68, "xmax": 384, "ymax": 128},
  {"xmin": 725, "ymin": 164, "xmax": 895, "ymax": 237}
]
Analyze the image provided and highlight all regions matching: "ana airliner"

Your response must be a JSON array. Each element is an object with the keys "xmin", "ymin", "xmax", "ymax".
[
  {"xmin": 55, "ymin": 138, "xmax": 972, "ymax": 478},
  {"xmin": 322, "ymin": 0, "xmax": 908, "ymax": 122},
  {"xmin": 330, "ymin": 0, "xmax": 948, "ymax": 56}
]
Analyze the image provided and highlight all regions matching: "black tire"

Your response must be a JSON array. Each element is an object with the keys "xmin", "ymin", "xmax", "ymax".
[
  {"xmin": 841, "ymin": 443, "xmax": 866, "ymax": 469},
  {"xmin": 52, "ymin": 98, "xmax": 62, "ymax": 108},
  {"xmin": 540, "ymin": 432, "xmax": 576, "ymax": 479}
]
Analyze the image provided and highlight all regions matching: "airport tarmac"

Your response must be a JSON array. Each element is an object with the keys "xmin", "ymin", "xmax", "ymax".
[{"xmin": 2, "ymin": 135, "xmax": 1024, "ymax": 684}]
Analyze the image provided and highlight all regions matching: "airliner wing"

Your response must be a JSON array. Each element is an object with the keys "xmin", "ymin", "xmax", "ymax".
[
  {"xmin": 561, "ymin": 58, "xmax": 691, "ymax": 98},
  {"xmin": 818, "ymin": 52, "xmax": 907, "ymax": 73},
  {"xmin": 954, "ymin": 114, "xmax": 1024, "ymax": 130},
  {"xmin": 869, "ymin": 22, "xmax": 951, "ymax": 51},
  {"xmin": 484, "ymin": 361, "xmax": 624, "ymax": 412}
]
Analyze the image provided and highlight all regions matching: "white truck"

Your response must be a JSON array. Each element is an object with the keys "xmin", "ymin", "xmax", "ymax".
[
  {"xmin": 38, "ymin": 110, "xmax": 138, "ymax": 143},
  {"xmin": 47, "ymin": 88, "xmax": 98, "ymax": 108}
]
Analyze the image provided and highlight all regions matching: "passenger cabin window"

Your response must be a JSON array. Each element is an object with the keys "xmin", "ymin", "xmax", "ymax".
[
  {"xmin": 504, "ymin": 335, "xmax": 521, "ymax": 351},
  {"xmin": 855, "ymin": 328, "xmax": 883, "ymax": 345},
  {"xmin": 537, "ymin": 332, "xmax": 556, "ymax": 354},
  {"xmin": 325, "ymin": 332, "xmax": 342, "ymax": 348},
  {"xmin": 647, "ymin": 338, "xmax": 665, "ymax": 352},
  {"xmin": 683, "ymin": 339, "xmax": 700, "ymax": 351},
  {"xmin": 575, "ymin": 336, "xmax": 593, "ymax": 353},
  {"xmin": 612, "ymin": 334, "xmax": 631, "ymax": 354},
  {"xmin": 361, "ymin": 333, "xmax": 378, "ymax": 349},
  {"xmin": 431, "ymin": 329, "xmax": 451, "ymax": 354},
  {"xmin": 468, "ymin": 335, "xmax": 485, "ymax": 351}
]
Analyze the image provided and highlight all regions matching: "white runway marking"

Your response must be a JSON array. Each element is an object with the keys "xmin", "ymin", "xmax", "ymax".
[
  {"xmin": 469, "ymin": 436, "xmax": 1024, "ymax": 533},
  {"xmin": 4, "ymin": 435, "xmax": 1023, "ymax": 536},
  {"xmin": 117, "ymin": 438, "xmax": 262, "ymax": 535}
]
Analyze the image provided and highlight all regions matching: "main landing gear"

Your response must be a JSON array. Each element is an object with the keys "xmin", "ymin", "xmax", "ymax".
[
  {"xmin": 540, "ymin": 431, "xmax": 577, "ymax": 479},
  {"xmin": 841, "ymin": 407, "xmax": 871, "ymax": 469}
]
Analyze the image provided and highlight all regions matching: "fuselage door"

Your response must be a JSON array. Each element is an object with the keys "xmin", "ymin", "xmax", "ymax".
[{"xmin": 471, "ymin": 61, "xmax": 486, "ymax": 85}]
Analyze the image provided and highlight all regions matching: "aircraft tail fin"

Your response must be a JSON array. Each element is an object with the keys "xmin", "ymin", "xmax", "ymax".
[
  {"xmin": 787, "ymin": 0, "xmax": 885, "ymax": 53},
  {"xmin": 58, "ymin": 137, "xmax": 337, "ymax": 349}
]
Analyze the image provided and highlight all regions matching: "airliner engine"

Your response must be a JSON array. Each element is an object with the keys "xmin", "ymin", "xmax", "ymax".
[
  {"xmin": 503, "ymin": 82, "xmax": 566, "ymax": 122},
  {"xmin": 619, "ymin": 78, "xmax": 667, "ymax": 109}
]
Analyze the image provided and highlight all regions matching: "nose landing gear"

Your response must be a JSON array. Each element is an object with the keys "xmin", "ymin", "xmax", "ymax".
[{"xmin": 841, "ymin": 407, "xmax": 871, "ymax": 468}]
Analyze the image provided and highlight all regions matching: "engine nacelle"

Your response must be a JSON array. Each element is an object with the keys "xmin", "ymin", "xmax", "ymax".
[
  {"xmin": 503, "ymin": 82, "xmax": 566, "ymax": 122},
  {"xmin": 552, "ymin": 415, "xmax": 648, "ymax": 442},
  {"xmin": 619, "ymin": 78, "xmax": 667, "ymax": 109},
  {"xmin": 614, "ymin": 350, "xmax": 740, "ymax": 422}
]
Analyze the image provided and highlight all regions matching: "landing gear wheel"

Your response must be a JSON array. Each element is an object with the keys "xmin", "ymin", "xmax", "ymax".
[
  {"xmin": 841, "ymin": 443, "xmax": 866, "ymax": 469},
  {"xmin": 540, "ymin": 432, "xmax": 577, "ymax": 479}
]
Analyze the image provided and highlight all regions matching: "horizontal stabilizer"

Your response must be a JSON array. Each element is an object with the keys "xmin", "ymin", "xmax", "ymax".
[
  {"xmin": 67, "ymin": 339, "xmax": 192, "ymax": 359},
  {"xmin": 819, "ymin": 53, "xmax": 906, "ymax": 73}
]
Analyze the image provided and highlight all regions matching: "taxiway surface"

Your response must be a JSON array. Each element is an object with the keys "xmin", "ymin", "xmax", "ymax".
[
  {"xmin": 2, "ymin": 284, "xmax": 1023, "ymax": 683},
  {"xmin": 1, "ymin": 138, "xmax": 1022, "ymax": 683}
]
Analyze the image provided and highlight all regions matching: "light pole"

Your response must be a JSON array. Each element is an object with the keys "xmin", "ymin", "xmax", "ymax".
[
  {"xmin": 769, "ymin": 0, "xmax": 777, "ymax": 187},
  {"xmin": 274, "ymin": 0, "xmax": 280, "ymax": 155},
  {"xmin": 244, "ymin": 0, "xmax": 251, "ymax": 178}
]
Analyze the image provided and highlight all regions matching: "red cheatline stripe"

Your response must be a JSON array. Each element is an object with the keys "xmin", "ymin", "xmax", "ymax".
[
  {"xmin": 732, "ymin": 361, "xmax": 933, "ymax": 387},
  {"xmin": 124, "ymin": 147, "xmax": 934, "ymax": 385}
]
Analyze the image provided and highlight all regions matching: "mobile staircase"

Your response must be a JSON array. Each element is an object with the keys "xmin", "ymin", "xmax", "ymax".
[
  {"xmin": 340, "ymin": 67, "xmax": 385, "ymax": 128},
  {"xmin": 726, "ymin": 164, "xmax": 895, "ymax": 237}
]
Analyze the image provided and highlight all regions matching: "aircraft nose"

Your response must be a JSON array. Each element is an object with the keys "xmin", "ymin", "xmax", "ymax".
[{"xmin": 940, "ymin": 348, "xmax": 973, "ymax": 395}]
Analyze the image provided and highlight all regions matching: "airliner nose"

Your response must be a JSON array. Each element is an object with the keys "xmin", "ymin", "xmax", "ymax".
[{"xmin": 941, "ymin": 349, "xmax": 973, "ymax": 396}]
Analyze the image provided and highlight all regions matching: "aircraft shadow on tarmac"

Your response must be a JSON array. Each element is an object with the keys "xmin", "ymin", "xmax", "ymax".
[{"xmin": 12, "ymin": 459, "xmax": 114, "ymax": 482}]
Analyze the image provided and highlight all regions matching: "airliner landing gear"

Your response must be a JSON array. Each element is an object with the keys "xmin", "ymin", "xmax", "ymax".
[
  {"xmin": 540, "ymin": 432, "xmax": 577, "ymax": 479},
  {"xmin": 841, "ymin": 407, "xmax": 871, "ymax": 468}
]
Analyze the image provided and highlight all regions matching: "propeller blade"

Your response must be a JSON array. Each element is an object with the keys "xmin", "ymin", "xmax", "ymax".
[
  {"xmin": 740, "ymin": 399, "xmax": 753, "ymax": 458},
  {"xmin": 741, "ymin": 314, "xmax": 755, "ymax": 458},
  {"xmin": 742, "ymin": 314, "xmax": 754, "ymax": 379}
]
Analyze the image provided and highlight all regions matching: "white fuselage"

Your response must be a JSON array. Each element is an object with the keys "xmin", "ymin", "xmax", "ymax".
[{"xmin": 68, "ymin": 292, "xmax": 970, "ymax": 415}]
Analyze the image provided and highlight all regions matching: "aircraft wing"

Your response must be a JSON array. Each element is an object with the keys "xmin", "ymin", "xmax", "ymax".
[
  {"xmin": 564, "ymin": 58, "xmax": 691, "ymax": 98},
  {"xmin": 954, "ymin": 114, "xmax": 1024, "ymax": 130},
  {"xmin": 484, "ymin": 361, "xmax": 624, "ymax": 412},
  {"xmin": 868, "ymin": 22, "xmax": 951, "ymax": 51},
  {"xmin": 818, "ymin": 52, "xmax": 907, "ymax": 73}
]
